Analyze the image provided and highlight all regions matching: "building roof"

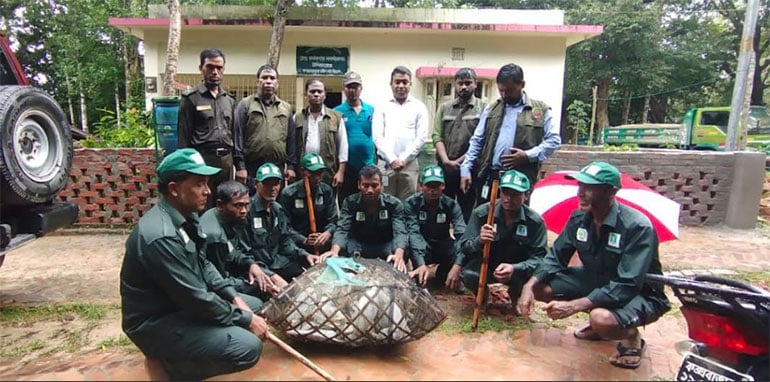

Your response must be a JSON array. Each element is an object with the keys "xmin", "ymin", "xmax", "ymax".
[{"xmin": 109, "ymin": 5, "xmax": 602, "ymax": 46}]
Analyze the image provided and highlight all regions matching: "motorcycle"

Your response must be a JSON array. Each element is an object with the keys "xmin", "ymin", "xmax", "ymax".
[{"xmin": 646, "ymin": 273, "xmax": 770, "ymax": 381}]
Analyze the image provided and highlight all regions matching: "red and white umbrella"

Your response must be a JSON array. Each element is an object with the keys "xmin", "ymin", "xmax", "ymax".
[{"xmin": 530, "ymin": 171, "xmax": 680, "ymax": 242}]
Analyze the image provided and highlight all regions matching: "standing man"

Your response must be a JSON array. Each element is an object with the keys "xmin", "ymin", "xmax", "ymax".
[
  {"xmin": 320, "ymin": 165, "xmax": 409, "ymax": 273},
  {"xmin": 460, "ymin": 63, "xmax": 561, "ymax": 203},
  {"xmin": 405, "ymin": 165, "xmax": 467, "ymax": 287},
  {"xmin": 200, "ymin": 180, "xmax": 288, "ymax": 299},
  {"xmin": 177, "ymin": 48, "xmax": 236, "ymax": 208},
  {"xmin": 234, "ymin": 64, "xmax": 297, "ymax": 185},
  {"xmin": 278, "ymin": 153, "xmax": 338, "ymax": 254},
  {"xmin": 294, "ymin": 79, "xmax": 348, "ymax": 188},
  {"xmin": 372, "ymin": 66, "xmax": 431, "ymax": 201},
  {"xmin": 450, "ymin": 169, "xmax": 548, "ymax": 303},
  {"xmin": 432, "ymin": 68, "xmax": 487, "ymax": 221},
  {"xmin": 120, "ymin": 148, "xmax": 268, "ymax": 380},
  {"xmin": 334, "ymin": 71, "xmax": 376, "ymax": 203},
  {"xmin": 247, "ymin": 163, "xmax": 318, "ymax": 283},
  {"xmin": 517, "ymin": 161, "xmax": 670, "ymax": 370}
]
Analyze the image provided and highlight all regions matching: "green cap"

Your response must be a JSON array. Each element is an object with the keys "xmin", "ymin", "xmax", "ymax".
[
  {"xmin": 157, "ymin": 148, "xmax": 220, "ymax": 177},
  {"xmin": 420, "ymin": 165, "xmax": 445, "ymax": 184},
  {"xmin": 255, "ymin": 162, "xmax": 283, "ymax": 182},
  {"xmin": 499, "ymin": 169, "xmax": 530, "ymax": 192},
  {"xmin": 301, "ymin": 153, "xmax": 326, "ymax": 171},
  {"xmin": 566, "ymin": 161, "xmax": 622, "ymax": 188}
]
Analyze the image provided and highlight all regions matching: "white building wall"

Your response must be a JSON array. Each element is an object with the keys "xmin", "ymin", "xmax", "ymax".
[{"xmin": 142, "ymin": 27, "xmax": 567, "ymax": 124}]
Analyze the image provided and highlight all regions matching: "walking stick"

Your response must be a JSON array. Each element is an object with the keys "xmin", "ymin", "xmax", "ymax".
[
  {"xmin": 472, "ymin": 179, "xmax": 499, "ymax": 331},
  {"xmin": 266, "ymin": 332, "xmax": 336, "ymax": 381},
  {"xmin": 303, "ymin": 176, "xmax": 319, "ymax": 256}
]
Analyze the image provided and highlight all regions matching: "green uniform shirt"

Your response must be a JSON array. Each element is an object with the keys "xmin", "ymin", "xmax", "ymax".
[
  {"xmin": 404, "ymin": 193, "xmax": 466, "ymax": 266},
  {"xmin": 246, "ymin": 197, "xmax": 310, "ymax": 271},
  {"xmin": 533, "ymin": 202, "xmax": 667, "ymax": 308},
  {"xmin": 457, "ymin": 202, "xmax": 547, "ymax": 277},
  {"xmin": 431, "ymin": 95, "xmax": 486, "ymax": 160},
  {"xmin": 120, "ymin": 197, "xmax": 252, "ymax": 335},
  {"xmin": 333, "ymin": 193, "xmax": 408, "ymax": 251},
  {"xmin": 277, "ymin": 179, "xmax": 338, "ymax": 245},
  {"xmin": 178, "ymin": 83, "xmax": 236, "ymax": 151},
  {"xmin": 199, "ymin": 208, "xmax": 275, "ymax": 277}
]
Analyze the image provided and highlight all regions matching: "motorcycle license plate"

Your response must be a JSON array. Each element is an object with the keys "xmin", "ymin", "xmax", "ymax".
[{"xmin": 676, "ymin": 353, "xmax": 754, "ymax": 381}]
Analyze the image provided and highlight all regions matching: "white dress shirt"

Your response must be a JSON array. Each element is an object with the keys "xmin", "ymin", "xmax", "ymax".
[
  {"xmin": 305, "ymin": 106, "xmax": 349, "ymax": 163},
  {"xmin": 372, "ymin": 95, "xmax": 430, "ymax": 165}
]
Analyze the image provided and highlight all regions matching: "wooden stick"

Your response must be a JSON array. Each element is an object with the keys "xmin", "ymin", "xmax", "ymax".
[
  {"xmin": 303, "ymin": 176, "xmax": 319, "ymax": 256},
  {"xmin": 472, "ymin": 179, "xmax": 499, "ymax": 331},
  {"xmin": 267, "ymin": 332, "xmax": 336, "ymax": 381}
]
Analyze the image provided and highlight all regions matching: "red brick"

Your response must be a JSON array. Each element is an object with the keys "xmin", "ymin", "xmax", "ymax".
[
  {"xmin": 76, "ymin": 217, "xmax": 102, "ymax": 224},
  {"xmin": 92, "ymin": 183, "xmax": 110, "ymax": 191},
  {"xmin": 117, "ymin": 184, "xmax": 137, "ymax": 191},
  {"xmin": 94, "ymin": 198, "xmax": 112, "ymax": 205},
  {"xmin": 91, "ymin": 211, "xmax": 106, "ymax": 218},
  {"xmin": 124, "ymin": 197, "xmax": 140, "ymax": 205},
  {"xmin": 81, "ymin": 204, "xmax": 99, "ymax": 211},
  {"xmin": 79, "ymin": 190, "xmax": 98, "ymax": 198}
]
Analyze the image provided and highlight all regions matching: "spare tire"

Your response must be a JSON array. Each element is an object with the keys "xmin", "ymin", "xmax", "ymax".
[{"xmin": 0, "ymin": 85, "xmax": 73, "ymax": 207}]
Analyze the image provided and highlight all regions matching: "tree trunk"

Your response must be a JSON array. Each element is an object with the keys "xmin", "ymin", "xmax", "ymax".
[
  {"xmin": 79, "ymin": 78, "xmax": 88, "ymax": 133},
  {"xmin": 649, "ymin": 95, "xmax": 668, "ymax": 123},
  {"xmin": 267, "ymin": 0, "xmax": 292, "ymax": 68},
  {"xmin": 595, "ymin": 78, "xmax": 610, "ymax": 143},
  {"xmin": 642, "ymin": 95, "xmax": 650, "ymax": 123},
  {"xmin": 750, "ymin": 30, "xmax": 764, "ymax": 105},
  {"xmin": 621, "ymin": 93, "xmax": 630, "ymax": 125},
  {"xmin": 162, "ymin": 0, "xmax": 181, "ymax": 97},
  {"xmin": 115, "ymin": 83, "xmax": 121, "ymax": 127}
]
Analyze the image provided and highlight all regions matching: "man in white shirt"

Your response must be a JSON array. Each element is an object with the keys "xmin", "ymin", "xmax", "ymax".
[
  {"xmin": 294, "ymin": 79, "xmax": 348, "ymax": 188},
  {"xmin": 372, "ymin": 66, "xmax": 431, "ymax": 201}
]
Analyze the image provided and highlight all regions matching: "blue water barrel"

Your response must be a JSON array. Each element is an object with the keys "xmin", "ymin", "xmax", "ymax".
[{"xmin": 152, "ymin": 96, "xmax": 180, "ymax": 155}]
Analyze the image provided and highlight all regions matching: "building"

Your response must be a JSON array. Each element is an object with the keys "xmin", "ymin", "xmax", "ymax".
[{"xmin": 110, "ymin": 5, "xmax": 602, "ymax": 124}]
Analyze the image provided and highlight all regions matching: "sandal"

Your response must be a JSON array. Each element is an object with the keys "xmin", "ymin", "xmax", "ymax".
[
  {"xmin": 573, "ymin": 325, "xmax": 602, "ymax": 341},
  {"xmin": 609, "ymin": 339, "xmax": 646, "ymax": 369}
]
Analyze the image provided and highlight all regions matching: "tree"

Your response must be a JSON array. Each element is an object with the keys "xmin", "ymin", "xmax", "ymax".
[
  {"xmin": 266, "ymin": 0, "xmax": 293, "ymax": 68},
  {"xmin": 162, "ymin": 0, "xmax": 181, "ymax": 96}
]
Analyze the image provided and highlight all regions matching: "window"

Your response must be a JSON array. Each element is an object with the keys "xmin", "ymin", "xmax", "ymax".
[{"xmin": 451, "ymin": 47, "xmax": 465, "ymax": 61}]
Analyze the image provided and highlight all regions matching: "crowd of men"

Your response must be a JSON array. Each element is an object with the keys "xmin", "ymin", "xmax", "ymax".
[{"xmin": 120, "ymin": 48, "xmax": 670, "ymax": 380}]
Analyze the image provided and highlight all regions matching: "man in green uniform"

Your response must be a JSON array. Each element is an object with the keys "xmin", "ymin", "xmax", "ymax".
[
  {"xmin": 234, "ymin": 64, "xmax": 298, "ymax": 185},
  {"xmin": 405, "ymin": 165, "xmax": 466, "ymax": 287},
  {"xmin": 247, "ymin": 162, "xmax": 318, "ymax": 282},
  {"xmin": 177, "ymin": 48, "xmax": 236, "ymax": 208},
  {"xmin": 278, "ymin": 153, "xmax": 338, "ymax": 254},
  {"xmin": 432, "ymin": 68, "xmax": 487, "ymax": 221},
  {"xmin": 200, "ymin": 180, "xmax": 288, "ymax": 299},
  {"xmin": 517, "ymin": 161, "xmax": 670, "ymax": 370},
  {"xmin": 120, "ymin": 148, "xmax": 268, "ymax": 380},
  {"xmin": 320, "ymin": 165, "xmax": 409, "ymax": 273},
  {"xmin": 451, "ymin": 169, "xmax": 547, "ymax": 301}
]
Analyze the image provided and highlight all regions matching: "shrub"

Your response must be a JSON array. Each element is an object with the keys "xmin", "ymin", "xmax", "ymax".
[{"xmin": 81, "ymin": 108, "xmax": 155, "ymax": 148}]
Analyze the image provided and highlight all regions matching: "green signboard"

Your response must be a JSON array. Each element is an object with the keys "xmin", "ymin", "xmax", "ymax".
[{"xmin": 296, "ymin": 46, "xmax": 349, "ymax": 76}]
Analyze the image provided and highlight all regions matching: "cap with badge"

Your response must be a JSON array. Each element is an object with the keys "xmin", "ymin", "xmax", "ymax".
[
  {"xmin": 499, "ymin": 169, "xmax": 530, "ymax": 192},
  {"xmin": 157, "ymin": 148, "xmax": 221, "ymax": 177},
  {"xmin": 566, "ymin": 161, "xmax": 622, "ymax": 188},
  {"xmin": 301, "ymin": 153, "xmax": 327, "ymax": 171},
  {"xmin": 343, "ymin": 71, "xmax": 362, "ymax": 86},
  {"xmin": 420, "ymin": 165, "xmax": 445, "ymax": 184},
  {"xmin": 255, "ymin": 162, "xmax": 284, "ymax": 182}
]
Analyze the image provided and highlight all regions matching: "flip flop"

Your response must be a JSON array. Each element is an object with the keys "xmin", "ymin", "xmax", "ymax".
[
  {"xmin": 573, "ymin": 325, "xmax": 602, "ymax": 341},
  {"xmin": 609, "ymin": 339, "xmax": 646, "ymax": 370}
]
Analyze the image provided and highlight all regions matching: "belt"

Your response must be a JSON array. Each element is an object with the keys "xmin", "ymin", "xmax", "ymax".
[{"xmin": 199, "ymin": 147, "xmax": 231, "ymax": 157}]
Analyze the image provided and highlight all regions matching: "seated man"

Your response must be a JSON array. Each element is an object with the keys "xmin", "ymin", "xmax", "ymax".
[
  {"xmin": 321, "ymin": 165, "xmax": 409, "ymax": 273},
  {"xmin": 517, "ymin": 161, "xmax": 671, "ymax": 370},
  {"xmin": 120, "ymin": 148, "xmax": 268, "ymax": 380},
  {"xmin": 451, "ymin": 169, "xmax": 547, "ymax": 302},
  {"xmin": 247, "ymin": 162, "xmax": 319, "ymax": 282},
  {"xmin": 278, "ymin": 153, "xmax": 338, "ymax": 254},
  {"xmin": 405, "ymin": 165, "xmax": 467, "ymax": 287},
  {"xmin": 200, "ymin": 180, "xmax": 289, "ymax": 299}
]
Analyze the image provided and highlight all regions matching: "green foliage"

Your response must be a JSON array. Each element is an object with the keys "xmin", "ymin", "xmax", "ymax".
[
  {"xmin": 566, "ymin": 99, "xmax": 590, "ymax": 141},
  {"xmin": 82, "ymin": 108, "xmax": 155, "ymax": 148},
  {"xmin": 602, "ymin": 143, "xmax": 639, "ymax": 152},
  {"xmin": 97, "ymin": 334, "xmax": 135, "ymax": 350}
]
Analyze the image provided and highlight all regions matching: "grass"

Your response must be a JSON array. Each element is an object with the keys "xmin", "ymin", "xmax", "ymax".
[
  {"xmin": 437, "ymin": 314, "xmax": 534, "ymax": 334},
  {"xmin": 0, "ymin": 339, "xmax": 45, "ymax": 358},
  {"xmin": 97, "ymin": 334, "xmax": 134, "ymax": 350},
  {"xmin": 0, "ymin": 303, "xmax": 119, "ymax": 326}
]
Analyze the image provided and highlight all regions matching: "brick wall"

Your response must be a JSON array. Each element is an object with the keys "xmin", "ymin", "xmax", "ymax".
[
  {"xmin": 59, "ymin": 147, "xmax": 749, "ymax": 227},
  {"xmin": 541, "ymin": 147, "xmax": 735, "ymax": 226},
  {"xmin": 58, "ymin": 149, "xmax": 159, "ymax": 227}
]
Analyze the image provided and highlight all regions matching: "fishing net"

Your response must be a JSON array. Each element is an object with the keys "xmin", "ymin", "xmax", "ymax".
[{"xmin": 261, "ymin": 257, "xmax": 447, "ymax": 347}]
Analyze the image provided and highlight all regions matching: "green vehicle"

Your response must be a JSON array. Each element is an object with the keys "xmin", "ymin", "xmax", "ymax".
[{"xmin": 603, "ymin": 106, "xmax": 770, "ymax": 151}]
